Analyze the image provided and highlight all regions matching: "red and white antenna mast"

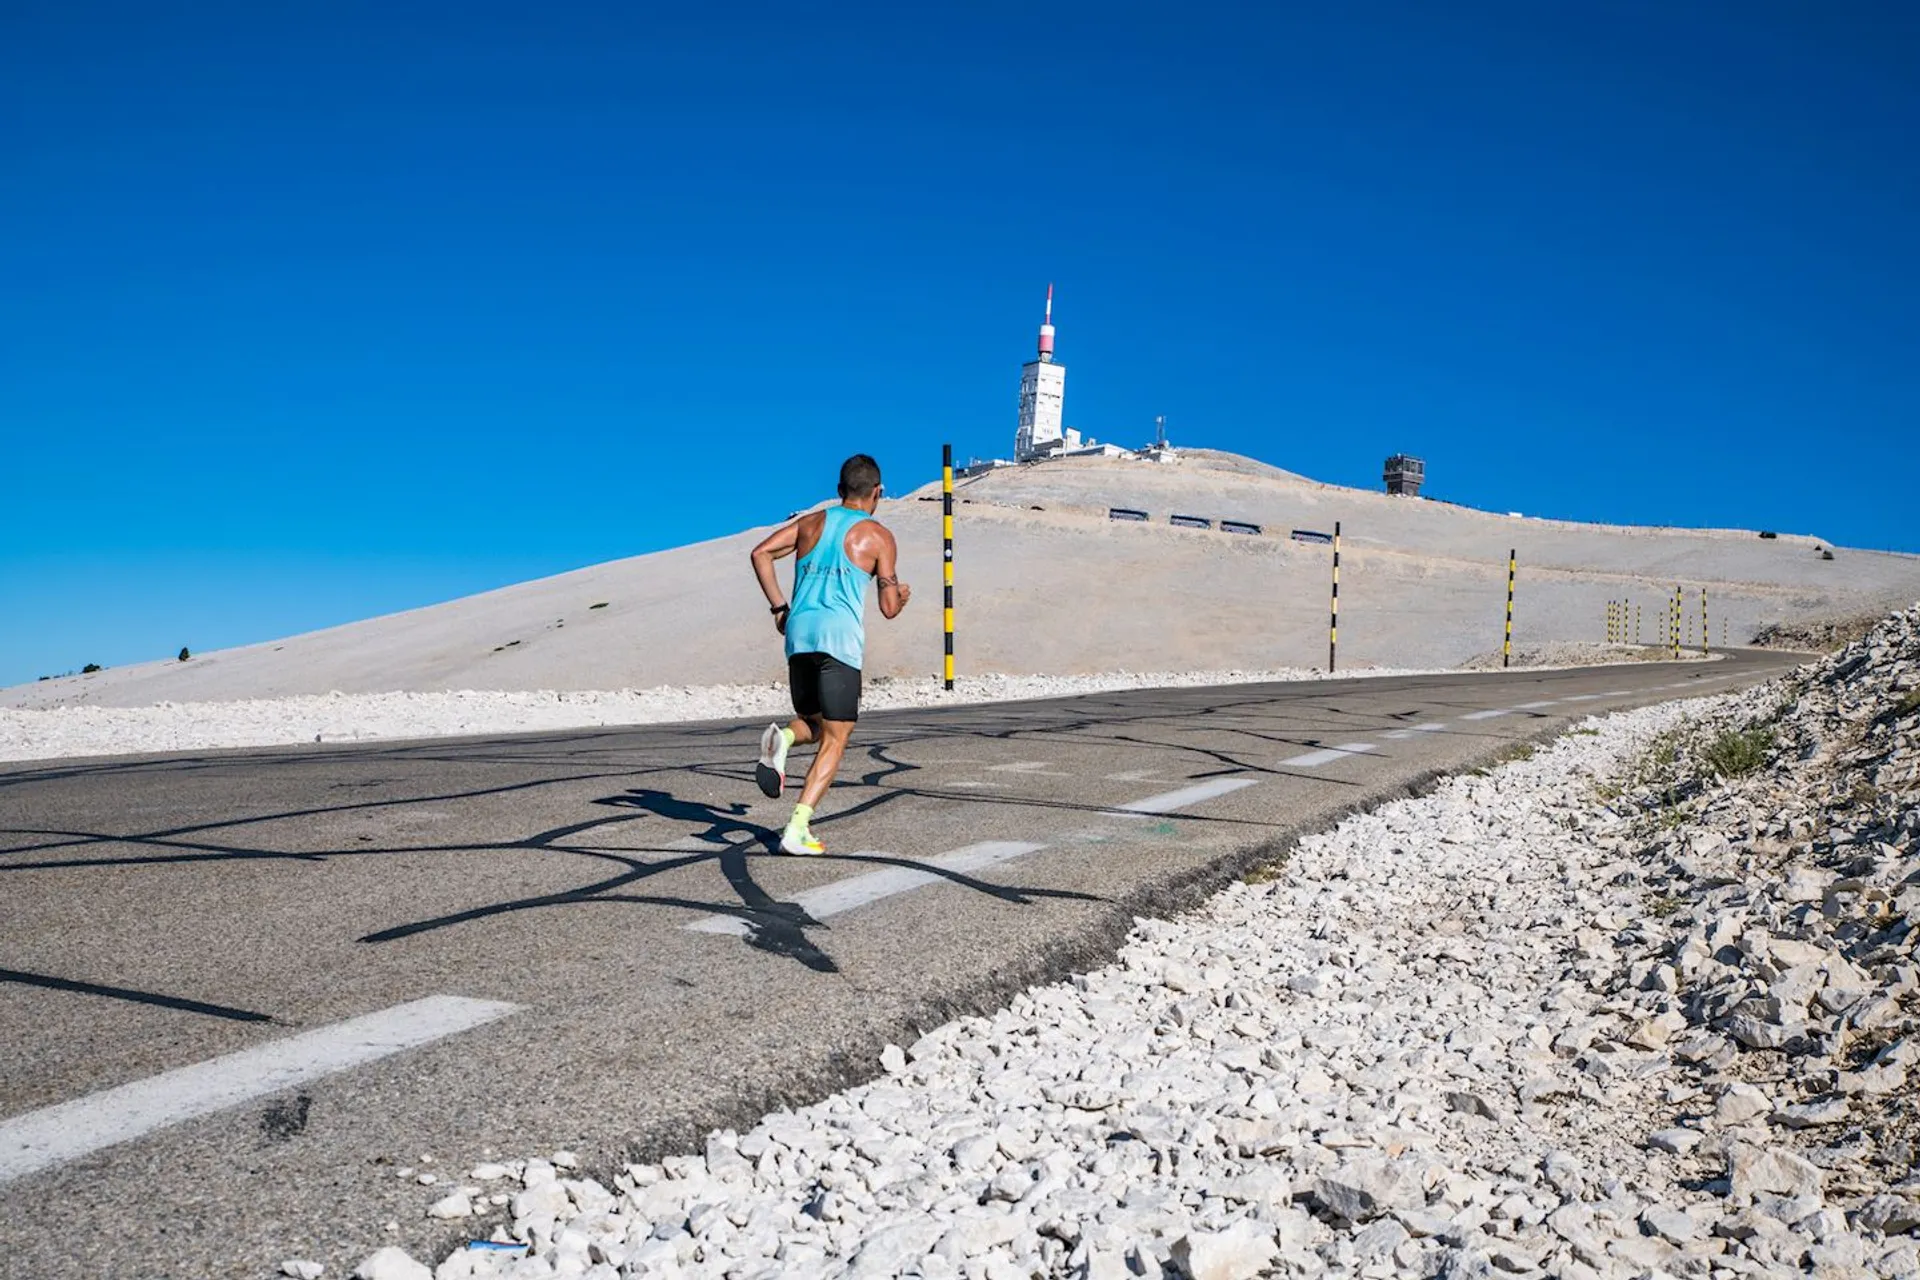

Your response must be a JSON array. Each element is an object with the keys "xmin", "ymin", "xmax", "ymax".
[{"xmin": 1037, "ymin": 283, "xmax": 1055, "ymax": 362}]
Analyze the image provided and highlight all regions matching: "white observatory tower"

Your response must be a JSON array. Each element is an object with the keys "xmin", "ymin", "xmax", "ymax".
[{"xmin": 1014, "ymin": 285, "xmax": 1066, "ymax": 461}]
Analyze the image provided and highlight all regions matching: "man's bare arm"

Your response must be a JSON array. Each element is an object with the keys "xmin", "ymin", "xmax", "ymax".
[
  {"xmin": 870, "ymin": 525, "xmax": 911, "ymax": 619},
  {"xmin": 749, "ymin": 522, "xmax": 801, "ymax": 628}
]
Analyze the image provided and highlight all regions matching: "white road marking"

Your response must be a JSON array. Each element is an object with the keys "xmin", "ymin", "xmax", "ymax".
[
  {"xmin": 1280, "ymin": 743, "xmax": 1379, "ymax": 768},
  {"xmin": 1112, "ymin": 778, "xmax": 1259, "ymax": 815},
  {"xmin": 1513, "ymin": 700, "xmax": 1558, "ymax": 710},
  {"xmin": 1564, "ymin": 694, "xmax": 1604, "ymax": 701},
  {"xmin": 1602, "ymin": 690, "xmax": 1631, "ymax": 697},
  {"xmin": 1103, "ymin": 768, "xmax": 1170, "ymax": 783},
  {"xmin": 987, "ymin": 761, "xmax": 1066, "ymax": 775},
  {"xmin": 1460, "ymin": 709, "xmax": 1510, "ymax": 721},
  {"xmin": 686, "ymin": 841, "xmax": 1048, "ymax": 936},
  {"xmin": 686, "ymin": 777, "xmax": 1268, "ymax": 937},
  {"xmin": 0, "ymin": 996, "xmax": 519, "ymax": 1185}
]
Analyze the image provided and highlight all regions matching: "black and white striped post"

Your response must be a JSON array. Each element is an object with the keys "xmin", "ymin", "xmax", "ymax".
[
  {"xmin": 1328, "ymin": 521, "xmax": 1341, "ymax": 673},
  {"xmin": 1671, "ymin": 586, "xmax": 1681, "ymax": 659},
  {"xmin": 942, "ymin": 443, "xmax": 955, "ymax": 691},
  {"xmin": 1701, "ymin": 587, "xmax": 1710, "ymax": 656},
  {"xmin": 1503, "ymin": 549, "xmax": 1516, "ymax": 668},
  {"xmin": 1635, "ymin": 602, "xmax": 1641, "ymax": 646}
]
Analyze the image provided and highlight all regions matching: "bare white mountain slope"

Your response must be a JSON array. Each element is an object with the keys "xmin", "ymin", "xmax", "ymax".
[{"xmin": 11, "ymin": 450, "xmax": 1918, "ymax": 709}]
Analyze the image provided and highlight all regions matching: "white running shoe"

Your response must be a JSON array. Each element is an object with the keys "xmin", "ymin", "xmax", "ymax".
[
  {"xmin": 756, "ymin": 722, "xmax": 789, "ymax": 799},
  {"xmin": 779, "ymin": 828, "xmax": 825, "ymax": 856}
]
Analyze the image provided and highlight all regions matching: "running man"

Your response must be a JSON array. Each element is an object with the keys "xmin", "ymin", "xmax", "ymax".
[{"xmin": 748, "ymin": 453, "xmax": 911, "ymax": 855}]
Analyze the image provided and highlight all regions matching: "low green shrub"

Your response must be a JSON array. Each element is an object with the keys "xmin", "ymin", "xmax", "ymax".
[{"xmin": 1701, "ymin": 726, "xmax": 1775, "ymax": 779}]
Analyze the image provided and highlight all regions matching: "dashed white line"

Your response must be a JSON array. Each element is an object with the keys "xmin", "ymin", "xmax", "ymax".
[
  {"xmin": 1460, "ymin": 709, "xmax": 1511, "ymax": 721},
  {"xmin": 1113, "ymin": 777, "xmax": 1259, "ymax": 814},
  {"xmin": 686, "ymin": 841, "xmax": 1048, "ymax": 936},
  {"xmin": 0, "ymin": 996, "xmax": 520, "ymax": 1185},
  {"xmin": 1512, "ymin": 700, "xmax": 1559, "ymax": 710},
  {"xmin": 687, "ymin": 777, "xmax": 1262, "ymax": 937},
  {"xmin": 1281, "ymin": 743, "xmax": 1380, "ymax": 768}
]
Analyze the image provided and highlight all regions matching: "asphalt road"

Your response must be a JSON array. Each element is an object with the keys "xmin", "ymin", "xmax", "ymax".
[{"xmin": 0, "ymin": 650, "xmax": 1804, "ymax": 1278}]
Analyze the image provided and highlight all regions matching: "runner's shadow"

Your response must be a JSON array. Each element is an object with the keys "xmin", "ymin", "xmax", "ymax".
[{"xmin": 594, "ymin": 789, "xmax": 838, "ymax": 972}]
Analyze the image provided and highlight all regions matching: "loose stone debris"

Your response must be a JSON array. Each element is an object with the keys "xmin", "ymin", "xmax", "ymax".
[{"xmin": 347, "ymin": 606, "xmax": 1920, "ymax": 1278}]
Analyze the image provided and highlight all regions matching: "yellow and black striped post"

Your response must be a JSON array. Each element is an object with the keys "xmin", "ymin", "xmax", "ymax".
[
  {"xmin": 1328, "ymin": 521, "xmax": 1341, "ymax": 673},
  {"xmin": 1605, "ymin": 601, "xmax": 1612, "ymax": 644},
  {"xmin": 1503, "ymin": 549, "xmax": 1516, "ymax": 668},
  {"xmin": 1635, "ymin": 602, "xmax": 1641, "ymax": 646},
  {"xmin": 1701, "ymin": 587, "xmax": 1709, "ymax": 656},
  {"xmin": 942, "ymin": 443, "xmax": 955, "ymax": 690}
]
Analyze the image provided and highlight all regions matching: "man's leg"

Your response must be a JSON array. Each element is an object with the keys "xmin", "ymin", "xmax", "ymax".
[
  {"xmin": 780, "ymin": 657, "xmax": 861, "ymax": 855},
  {"xmin": 760, "ymin": 662, "xmax": 823, "ymax": 799},
  {"xmin": 797, "ymin": 720, "xmax": 853, "ymax": 808},
  {"xmin": 780, "ymin": 719, "xmax": 852, "ymax": 855}
]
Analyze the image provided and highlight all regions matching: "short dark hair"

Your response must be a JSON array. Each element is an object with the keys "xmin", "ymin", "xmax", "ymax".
[{"xmin": 838, "ymin": 454, "xmax": 882, "ymax": 499}]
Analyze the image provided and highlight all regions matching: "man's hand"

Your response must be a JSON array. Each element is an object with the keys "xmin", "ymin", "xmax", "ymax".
[
  {"xmin": 896, "ymin": 582, "xmax": 912, "ymax": 607},
  {"xmin": 771, "ymin": 603, "xmax": 790, "ymax": 635}
]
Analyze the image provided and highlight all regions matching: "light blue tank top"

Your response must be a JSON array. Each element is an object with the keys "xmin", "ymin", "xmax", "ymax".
[{"xmin": 786, "ymin": 506, "xmax": 873, "ymax": 670}]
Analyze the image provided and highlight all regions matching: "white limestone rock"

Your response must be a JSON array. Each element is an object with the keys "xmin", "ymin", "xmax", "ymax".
[
  {"xmin": 351, "ymin": 1248, "xmax": 431, "ymax": 1280},
  {"xmin": 1168, "ymin": 1222, "xmax": 1279, "ymax": 1280},
  {"xmin": 426, "ymin": 1190, "xmax": 475, "ymax": 1219},
  {"xmin": 1311, "ymin": 1157, "xmax": 1422, "ymax": 1223}
]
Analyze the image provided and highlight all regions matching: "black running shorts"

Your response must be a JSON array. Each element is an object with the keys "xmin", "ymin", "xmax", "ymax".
[{"xmin": 789, "ymin": 652, "xmax": 862, "ymax": 722}]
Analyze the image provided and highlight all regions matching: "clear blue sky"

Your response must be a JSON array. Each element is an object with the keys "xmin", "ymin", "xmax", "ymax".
[{"xmin": 4, "ymin": 1, "xmax": 1916, "ymax": 685}]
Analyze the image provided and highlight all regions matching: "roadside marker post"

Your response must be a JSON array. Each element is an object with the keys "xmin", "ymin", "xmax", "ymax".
[
  {"xmin": 1504, "ymin": 549, "xmax": 1516, "ymax": 668},
  {"xmin": 1635, "ymin": 602, "xmax": 1641, "ymax": 646},
  {"xmin": 942, "ymin": 443, "xmax": 955, "ymax": 690},
  {"xmin": 1672, "ymin": 586, "xmax": 1681, "ymax": 659},
  {"xmin": 1328, "ymin": 521, "xmax": 1341, "ymax": 673},
  {"xmin": 1701, "ymin": 588, "xmax": 1710, "ymax": 656}
]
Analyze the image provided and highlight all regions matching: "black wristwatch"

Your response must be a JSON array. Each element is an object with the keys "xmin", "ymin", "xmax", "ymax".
[{"xmin": 771, "ymin": 603, "xmax": 790, "ymax": 615}]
